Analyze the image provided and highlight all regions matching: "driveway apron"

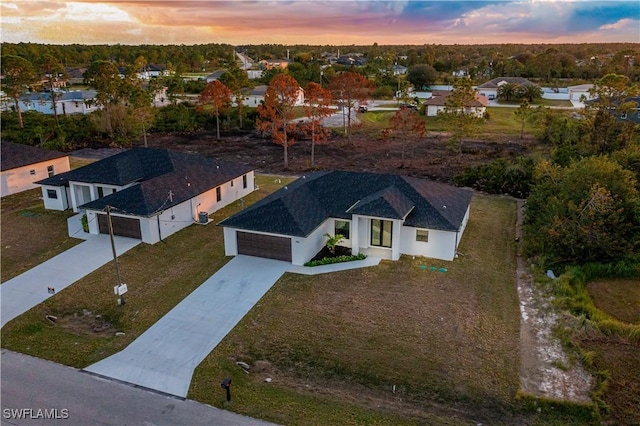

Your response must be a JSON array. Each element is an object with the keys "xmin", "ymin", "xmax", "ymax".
[
  {"xmin": 1, "ymin": 235, "xmax": 141, "ymax": 328},
  {"xmin": 84, "ymin": 255, "xmax": 289, "ymax": 398}
]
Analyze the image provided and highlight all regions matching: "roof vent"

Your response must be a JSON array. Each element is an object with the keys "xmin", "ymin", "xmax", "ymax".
[
  {"xmin": 443, "ymin": 205, "xmax": 447, "ymax": 209},
  {"xmin": 284, "ymin": 186, "xmax": 288, "ymax": 190}
]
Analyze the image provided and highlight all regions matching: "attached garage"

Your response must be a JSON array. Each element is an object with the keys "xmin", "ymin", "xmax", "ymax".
[
  {"xmin": 237, "ymin": 231, "xmax": 292, "ymax": 262},
  {"xmin": 97, "ymin": 214, "xmax": 142, "ymax": 239}
]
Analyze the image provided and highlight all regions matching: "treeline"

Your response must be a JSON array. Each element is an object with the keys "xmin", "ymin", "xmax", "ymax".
[{"xmin": 2, "ymin": 42, "xmax": 638, "ymax": 81}]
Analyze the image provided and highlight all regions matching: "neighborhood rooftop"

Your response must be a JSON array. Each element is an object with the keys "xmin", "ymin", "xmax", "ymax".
[
  {"xmin": 38, "ymin": 147, "xmax": 253, "ymax": 216},
  {"xmin": 1, "ymin": 141, "xmax": 68, "ymax": 172},
  {"xmin": 219, "ymin": 170, "xmax": 473, "ymax": 237}
]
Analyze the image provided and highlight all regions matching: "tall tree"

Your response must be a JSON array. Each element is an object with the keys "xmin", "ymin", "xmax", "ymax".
[
  {"xmin": 198, "ymin": 80, "xmax": 232, "ymax": 139},
  {"xmin": 303, "ymin": 82, "xmax": 333, "ymax": 167},
  {"xmin": 384, "ymin": 106, "xmax": 426, "ymax": 167},
  {"xmin": 84, "ymin": 60, "xmax": 123, "ymax": 137},
  {"xmin": 513, "ymin": 99, "xmax": 531, "ymax": 140},
  {"xmin": 40, "ymin": 54, "xmax": 66, "ymax": 124},
  {"xmin": 438, "ymin": 78, "xmax": 485, "ymax": 156},
  {"xmin": 257, "ymin": 74, "xmax": 301, "ymax": 169},
  {"xmin": 1, "ymin": 55, "xmax": 37, "ymax": 129},
  {"xmin": 328, "ymin": 72, "xmax": 373, "ymax": 141},
  {"xmin": 219, "ymin": 66, "xmax": 251, "ymax": 129},
  {"xmin": 406, "ymin": 64, "xmax": 438, "ymax": 90}
]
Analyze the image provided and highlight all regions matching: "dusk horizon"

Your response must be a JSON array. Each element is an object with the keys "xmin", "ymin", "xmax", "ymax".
[{"xmin": 2, "ymin": 1, "xmax": 639, "ymax": 46}]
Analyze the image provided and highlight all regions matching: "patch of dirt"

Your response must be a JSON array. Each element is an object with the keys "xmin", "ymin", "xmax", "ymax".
[
  {"xmin": 141, "ymin": 129, "xmax": 536, "ymax": 183},
  {"xmin": 309, "ymin": 245, "xmax": 352, "ymax": 262},
  {"xmin": 55, "ymin": 309, "xmax": 116, "ymax": 337},
  {"xmin": 515, "ymin": 200, "xmax": 593, "ymax": 403}
]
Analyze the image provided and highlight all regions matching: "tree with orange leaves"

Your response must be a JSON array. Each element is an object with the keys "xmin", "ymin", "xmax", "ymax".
[
  {"xmin": 303, "ymin": 82, "xmax": 333, "ymax": 167},
  {"xmin": 384, "ymin": 106, "xmax": 426, "ymax": 168},
  {"xmin": 257, "ymin": 74, "xmax": 301, "ymax": 169},
  {"xmin": 328, "ymin": 72, "xmax": 373, "ymax": 141},
  {"xmin": 198, "ymin": 80, "xmax": 232, "ymax": 139}
]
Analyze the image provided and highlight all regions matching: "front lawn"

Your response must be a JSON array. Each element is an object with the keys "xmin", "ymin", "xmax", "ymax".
[
  {"xmin": 188, "ymin": 194, "xmax": 529, "ymax": 424},
  {"xmin": 0, "ymin": 174, "xmax": 294, "ymax": 367}
]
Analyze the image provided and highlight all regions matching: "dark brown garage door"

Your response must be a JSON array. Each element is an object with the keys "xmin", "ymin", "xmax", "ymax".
[
  {"xmin": 97, "ymin": 214, "xmax": 142, "ymax": 239},
  {"xmin": 236, "ymin": 231, "xmax": 291, "ymax": 262}
]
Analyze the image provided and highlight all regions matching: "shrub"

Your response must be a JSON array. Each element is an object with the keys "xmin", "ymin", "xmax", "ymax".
[
  {"xmin": 304, "ymin": 253, "xmax": 367, "ymax": 267},
  {"xmin": 454, "ymin": 156, "xmax": 534, "ymax": 198}
]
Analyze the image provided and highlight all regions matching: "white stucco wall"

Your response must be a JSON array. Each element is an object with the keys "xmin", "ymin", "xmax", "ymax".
[
  {"xmin": 40, "ymin": 185, "xmax": 69, "ymax": 210},
  {"xmin": 1, "ymin": 156, "xmax": 70, "ymax": 197},
  {"xmin": 399, "ymin": 227, "xmax": 457, "ymax": 261},
  {"xmin": 291, "ymin": 219, "xmax": 334, "ymax": 265}
]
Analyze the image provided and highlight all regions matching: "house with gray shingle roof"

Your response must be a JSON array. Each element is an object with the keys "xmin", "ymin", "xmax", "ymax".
[
  {"xmin": 1, "ymin": 141, "xmax": 71, "ymax": 197},
  {"xmin": 19, "ymin": 90, "xmax": 101, "ymax": 115},
  {"xmin": 37, "ymin": 148, "xmax": 255, "ymax": 244},
  {"xmin": 219, "ymin": 171, "xmax": 472, "ymax": 263},
  {"xmin": 476, "ymin": 77, "xmax": 538, "ymax": 100}
]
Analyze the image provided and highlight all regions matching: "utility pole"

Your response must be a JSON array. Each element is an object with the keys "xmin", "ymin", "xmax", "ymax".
[{"xmin": 106, "ymin": 205, "xmax": 125, "ymax": 306}]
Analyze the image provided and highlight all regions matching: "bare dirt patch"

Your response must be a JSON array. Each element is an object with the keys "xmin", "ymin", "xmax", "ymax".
[
  {"xmin": 515, "ymin": 200, "xmax": 593, "ymax": 403},
  {"xmin": 143, "ymin": 129, "xmax": 536, "ymax": 183},
  {"xmin": 55, "ymin": 309, "xmax": 117, "ymax": 337}
]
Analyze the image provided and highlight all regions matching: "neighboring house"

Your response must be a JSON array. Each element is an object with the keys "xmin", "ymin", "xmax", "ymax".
[
  {"xmin": 242, "ymin": 85, "xmax": 305, "ymax": 107},
  {"xmin": 247, "ymin": 70, "xmax": 264, "ymax": 80},
  {"xmin": 393, "ymin": 64, "xmax": 408, "ymax": 76},
  {"xmin": 1, "ymin": 141, "xmax": 70, "ymax": 197},
  {"xmin": 205, "ymin": 70, "xmax": 226, "ymax": 83},
  {"xmin": 65, "ymin": 67, "xmax": 87, "ymax": 85},
  {"xmin": 586, "ymin": 96, "xmax": 640, "ymax": 123},
  {"xmin": 37, "ymin": 148, "xmax": 255, "ymax": 244},
  {"xmin": 567, "ymin": 84, "xmax": 595, "ymax": 102},
  {"xmin": 219, "ymin": 171, "xmax": 472, "ymax": 264},
  {"xmin": 259, "ymin": 59, "xmax": 290, "ymax": 70},
  {"xmin": 19, "ymin": 90, "xmax": 101, "ymax": 115},
  {"xmin": 423, "ymin": 91, "xmax": 488, "ymax": 117},
  {"xmin": 476, "ymin": 77, "xmax": 537, "ymax": 99}
]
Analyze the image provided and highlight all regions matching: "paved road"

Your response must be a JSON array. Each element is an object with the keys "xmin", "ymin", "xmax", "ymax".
[
  {"xmin": 1, "ymin": 235, "xmax": 141, "ymax": 328},
  {"xmin": 0, "ymin": 350, "xmax": 275, "ymax": 426},
  {"xmin": 85, "ymin": 255, "xmax": 290, "ymax": 397}
]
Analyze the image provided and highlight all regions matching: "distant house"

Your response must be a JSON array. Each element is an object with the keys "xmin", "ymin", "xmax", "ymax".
[
  {"xmin": 476, "ymin": 77, "xmax": 537, "ymax": 100},
  {"xmin": 586, "ymin": 96, "xmax": 640, "ymax": 124},
  {"xmin": 37, "ymin": 148, "xmax": 255, "ymax": 244},
  {"xmin": 19, "ymin": 90, "xmax": 101, "ymax": 115},
  {"xmin": 219, "ymin": 171, "xmax": 472, "ymax": 264},
  {"xmin": 1, "ymin": 141, "xmax": 70, "ymax": 197},
  {"xmin": 205, "ymin": 70, "xmax": 226, "ymax": 83},
  {"xmin": 392, "ymin": 64, "xmax": 408, "ymax": 76},
  {"xmin": 259, "ymin": 59, "xmax": 290, "ymax": 70},
  {"xmin": 242, "ymin": 85, "xmax": 305, "ymax": 107},
  {"xmin": 423, "ymin": 91, "xmax": 488, "ymax": 117},
  {"xmin": 247, "ymin": 70, "xmax": 264, "ymax": 80},
  {"xmin": 567, "ymin": 84, "xmax": 595, "ymax": 102},
  {"xmin": 65, "ymin": 67, "xmax": 87, "ymax": 85}
]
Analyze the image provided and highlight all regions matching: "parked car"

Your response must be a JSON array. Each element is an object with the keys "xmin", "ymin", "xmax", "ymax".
[
  {"xmin": 358, "ymin": 105, "xmax": 368, "ymax": 113},
  {"xmin": 399, "ymin": 103, "xmax": 418, "ymax": 110}
]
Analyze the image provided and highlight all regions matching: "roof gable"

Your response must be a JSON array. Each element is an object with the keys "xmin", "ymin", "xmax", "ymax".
[{"xmin": 347, "ymin": 186, "xmax": 414, "ymax": 219}]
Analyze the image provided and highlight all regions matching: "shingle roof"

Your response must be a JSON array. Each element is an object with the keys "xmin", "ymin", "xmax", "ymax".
[
  {"xmin": 1, "ymin": 141, "xmax": 68, "ymax": 171},
  {"xmin": 20, "ymin": 90, "xmax": 97, "ymax": 102},
  {"xmin": 477, "ymin": 77, "xmax": 537, "ymax": 89},
  {"xmin": 38, "ymin": 148, "xmax": 253, "ymax": 216},
  {"xmin": 219, "ymin": 171, "xmax": 472, "ymax": 237}
]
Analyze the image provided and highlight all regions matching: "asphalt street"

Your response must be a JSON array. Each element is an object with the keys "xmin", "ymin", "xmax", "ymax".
[{"xmin": 1, "ymin": 350, "xmax": 276, "ymax": 426}]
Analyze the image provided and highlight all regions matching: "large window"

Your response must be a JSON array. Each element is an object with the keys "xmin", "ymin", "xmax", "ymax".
[
  {"xmin": 97, "ymin": 187, "xmax": 104, "ymax": 198},
  {"xmin": 416, "ymin": 229, "xmax": 429, "ymax": 243},
  {"xmin": 335, "ymin": 220, "xmax": 350, "ymax": 239},
  {"xmin": 242, "ymin": 174, "xmax": 248, "ymax": 189},
  {"xmin": 371, "ymin": 219, "xmax": 392, "ymax": 248},
  {"xmin": 216, "ymin": 187, "xmax": 222, "ymax": 202}
]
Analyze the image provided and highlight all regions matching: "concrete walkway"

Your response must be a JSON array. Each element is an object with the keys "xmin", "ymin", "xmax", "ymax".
[
  {"xmin": 84, "ymin": 255, "xmax": 290, "ymax": 398},
  {"xmin": 1, "ymin": 235, "xmax": 141, "ymax": 328}
]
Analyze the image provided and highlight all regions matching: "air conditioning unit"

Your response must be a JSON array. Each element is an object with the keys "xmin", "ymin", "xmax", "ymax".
[{"xmin": 198, "ymin": 211, "xmax": 209, "ymax": 224}]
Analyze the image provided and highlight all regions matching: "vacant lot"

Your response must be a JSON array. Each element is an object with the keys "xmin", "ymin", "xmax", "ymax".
[
  {"xmin": 587, "ymin": 279, "xmax": 640, "ymax": 324},
  {"xmin": 186, "ymin": 195, "xmax": 546, "ymax": 425}
]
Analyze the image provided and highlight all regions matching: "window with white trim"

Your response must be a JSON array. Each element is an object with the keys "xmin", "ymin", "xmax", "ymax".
[{"xmin": 416, "ymin": 229, "xmax": 429, "ymax": 243}]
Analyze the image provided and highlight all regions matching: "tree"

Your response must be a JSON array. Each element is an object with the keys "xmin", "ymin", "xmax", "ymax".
[
  {"xmin": 40, "ymin": 54, "xmax": 66, "ymax": 124},
  {"xmin": 383, "ymin": 106, "xmax": 426, "ymax": 167},
  {"xmin": 438, "ymin": 78, "xmax": 485, "ymax": 156},
  {"xmin": 219, "ymin": 66, "xmax": 251, "ymax": 129},
  {"xmin": 198, "ymin": 80, "xmax": 232, "ymax": 139},
  {"xmin": 497, "ymin": 83, "xmax": 520, "ymax": 102},
  {"xmin": 303, "ymin": 82, "xmax": 333, "ymax": 167},
  {"xmin": 328, "ymin": 72, "xmax": 373, "ymax": 141},
  {"xmin": 524, "ymin": 156, "xmax": 640, "ymax": 266},
  {"xmin": 406, "ymin": 64, "xmax": 438, "ymax": 90},
  {"xmin": 1, "ymin": 55, "xmax": 37, "ymax": 129},
  {"xmin": 84, "ymin": 60, "xmax": 124, "ymax": 137},
  {"xmin": 514, "ymin": 99, "xmax": 531, "ymax": 140},
  {"xmin": 257, "ymin": 74, "xmax": 301, "ymax": 169},
  {"xmin": 518, "ymin": 84, "xmax": 543, "ymax": 103}
]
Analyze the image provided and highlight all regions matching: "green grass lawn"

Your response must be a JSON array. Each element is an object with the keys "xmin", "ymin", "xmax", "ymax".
[
  {"xmin": 0, "ymin": 174, "xmax": 294, "ymax": 367},
  {"xmin": 187, "ymin": 194, "xmax": 528, "ymax": 424}
]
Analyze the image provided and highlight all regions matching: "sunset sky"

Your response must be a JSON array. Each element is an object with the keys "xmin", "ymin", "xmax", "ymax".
[{"xmin": 1, "ymin": 1, "xmax": 639, "ymax": 46}]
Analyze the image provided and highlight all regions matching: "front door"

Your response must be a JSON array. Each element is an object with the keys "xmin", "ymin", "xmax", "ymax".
[{"xmin": 371, "ymin": 219, "xmax": 392, "ymax": 248}]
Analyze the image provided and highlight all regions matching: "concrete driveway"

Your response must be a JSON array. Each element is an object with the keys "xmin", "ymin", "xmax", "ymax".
[
  {"xmin": 1, "ymin": 235, "xmax": 141, "ymax": 328},
  {"xmin": 84, "ymin": 255, "xmax": 289, "ymax": 397}
]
